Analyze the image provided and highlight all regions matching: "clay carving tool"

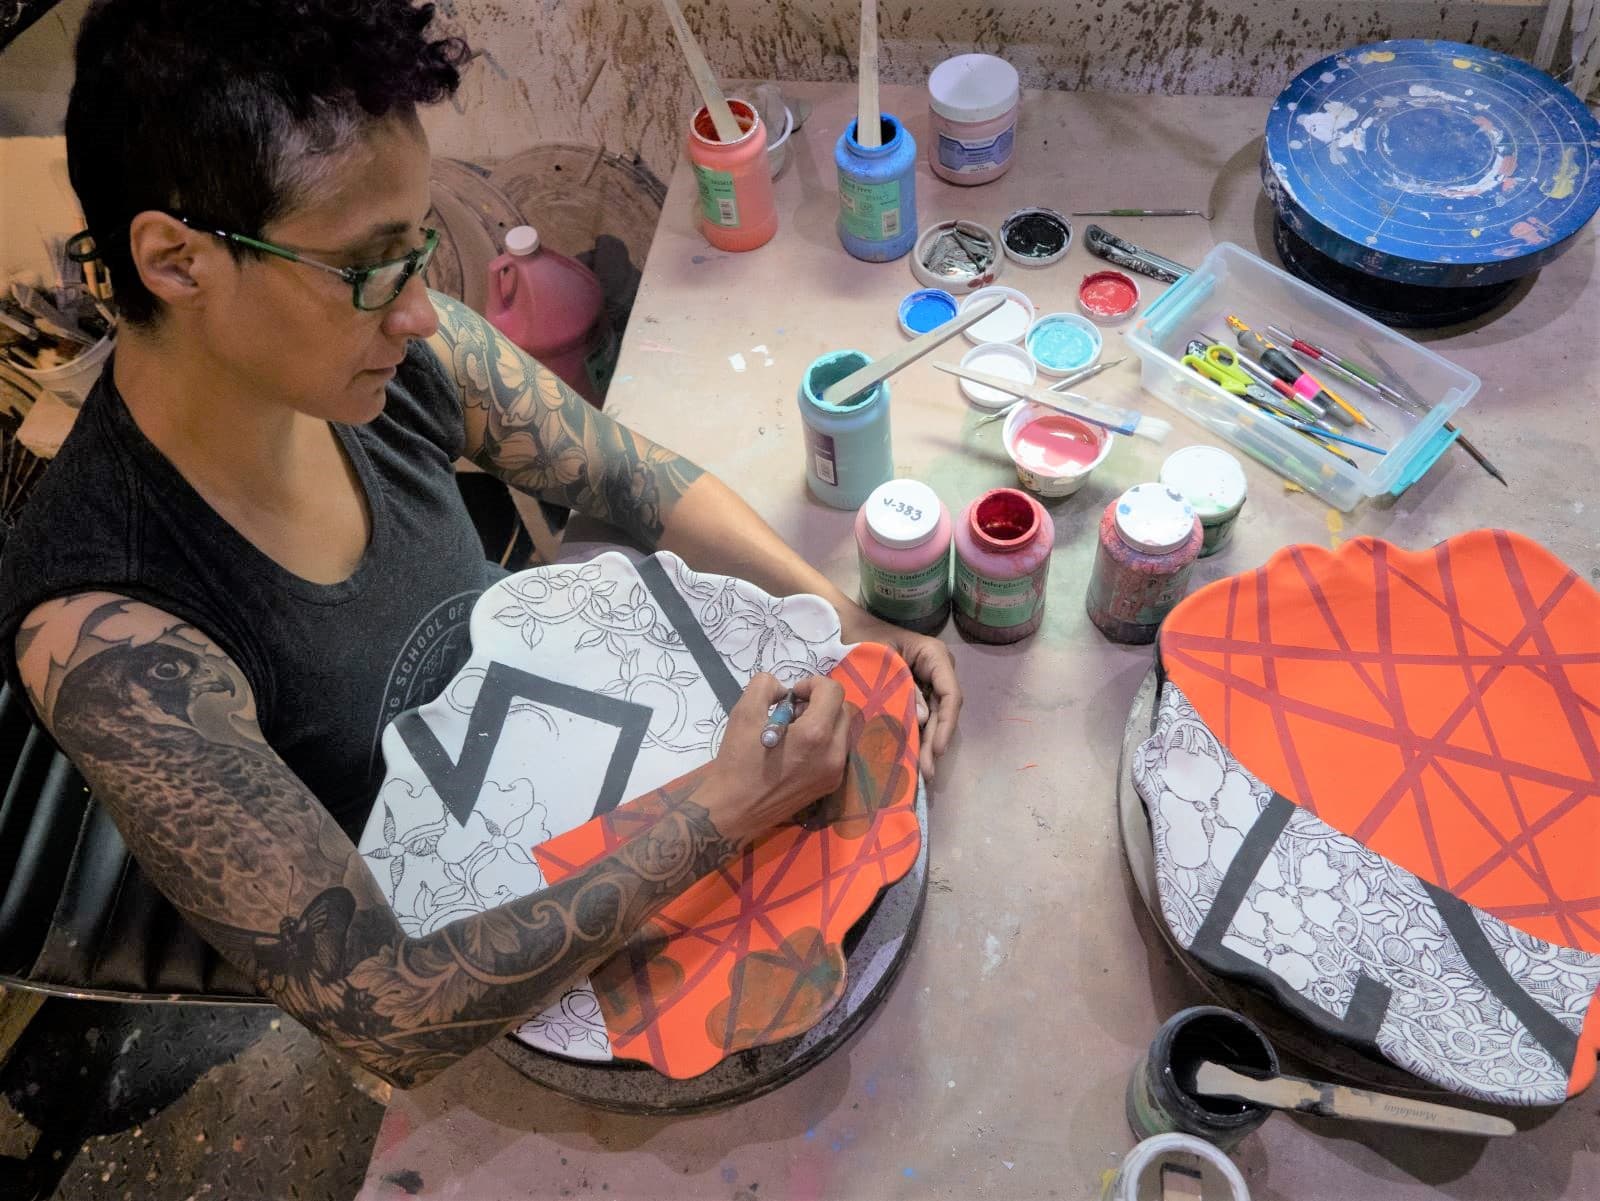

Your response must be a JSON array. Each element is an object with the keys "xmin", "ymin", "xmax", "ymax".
[
  {"xmin": 975, "ymin": 357, "xmax": 1125, "ymax": 426},
  {"xmin": 760, "ymin": 690, "xmax": 798, "ymax": 747},
  {"xmin": 1072, "ymin": 208, "xmax": 1211, "ymax": 219},
  {"xmin": 1192, "ymin": 1061, "xmax": 1516, "ymax": 1138},
  {"xmin": 1180, "ymin": 343, "xmax": 1358, "ymax": 466},
  {"xmin": 933, "ymin": 361, "xmax": 1171, "ymax": 442},
  {"xmin": 659, "ymin": 0, "xmax": 742, "ymax": 142},
  {"xmin": 820, "ymin": 295, "xmax": 1003, "ymax": 406},
  {"xmin": 856, "ymin": 0, "xmax": 880, "ymax": 148},
  {"xmin": 1335, "ymin": 331, "xmax": 1507, "ymax": 488},
  {"xmin": 1225, "ymin": 315, "xmax": 1374, "ymax": 430},
  {"xmin": 1083, "ymin": 225, "xmax": 1192, "ymax": 283}
]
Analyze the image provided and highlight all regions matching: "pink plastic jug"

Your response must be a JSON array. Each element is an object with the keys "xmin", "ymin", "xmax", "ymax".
[{"xmin": 484, "ymin": 225, "xmax": 617, "ymax": 406}]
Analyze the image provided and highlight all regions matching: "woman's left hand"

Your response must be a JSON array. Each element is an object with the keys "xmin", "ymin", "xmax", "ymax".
[{"xmin": 841, "ymin": 611, "xmax": 962, "ymax": 783}]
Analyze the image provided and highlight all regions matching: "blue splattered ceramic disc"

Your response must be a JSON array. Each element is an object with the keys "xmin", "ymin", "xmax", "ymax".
[{"xmin": 1263, "ymin": 39, "xmax": 1600, "ymax": 287}]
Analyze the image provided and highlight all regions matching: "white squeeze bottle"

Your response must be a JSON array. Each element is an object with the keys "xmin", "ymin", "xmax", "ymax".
[{"xmin": 483, "ymin": 225, "xmax": 617, "ymax": 405}]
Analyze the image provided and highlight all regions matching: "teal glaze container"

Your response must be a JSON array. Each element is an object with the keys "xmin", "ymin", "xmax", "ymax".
[
  {"xmin": 835, "ymin": 114, "xmax": 918, "ymax": 262},
  {"xmin": 798, "ymin": 350, "xmax": 893, "ymax": 509}
]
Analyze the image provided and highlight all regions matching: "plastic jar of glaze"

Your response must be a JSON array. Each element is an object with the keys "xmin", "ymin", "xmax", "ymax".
[
  {"xmin": 953, "ymin": 488, "xmax": 1054, "ymax": 644},
  {"xmin": 688, "ymin": 99, "xmax": 778, "ymax": 253},
  {"xmin": 927, "ymin": 54, "xmax": 1020, "ymax": 185},
  {"xmin": 1160, "ymin": 445, "xmax": 1248, "ymax": 557},
  {"xmin": 798, "ymin": 350, "xmax": 893, "ymax": 510},
  {"xmin": 836, "ymin": 113, "xmax": 918, "ymax": 262},
  {"xmin": 1085, "ymin": 483, "xmax": 1204, "ymax": 644},
  {"xmin": 855, "ymin": 480, "xmax": 953, "ymax": 634}
]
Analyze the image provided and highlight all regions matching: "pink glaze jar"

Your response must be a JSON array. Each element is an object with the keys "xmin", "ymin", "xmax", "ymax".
[
  {"xmin": 1085, "ymin": 483, "xmax": 1204, "ymax": 644},
  {"xmin": 855, "ymin": 479, "xmax": 952, "ymax": 634},
  {"xmin": 953, "ymin": 488, "xmax": 1053, "ymax": 644},
  {"xmin": 927, "ymin": 54, "xmax": 1020, "ymax": 186},
  {"xmin": 687, "ymin": 99, "xmax": 778, "ymax": 252}
]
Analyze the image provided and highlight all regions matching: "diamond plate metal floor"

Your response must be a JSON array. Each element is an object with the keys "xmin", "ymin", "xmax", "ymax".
[{"xmin": 0, "ymin": 998, "xmax": 383, "ymax": 1201}]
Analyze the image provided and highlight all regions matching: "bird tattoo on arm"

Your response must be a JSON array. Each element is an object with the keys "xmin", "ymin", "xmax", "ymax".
[{"xmin": 19, "ymin": 593, "xmax": 742, "ymax": 1087}]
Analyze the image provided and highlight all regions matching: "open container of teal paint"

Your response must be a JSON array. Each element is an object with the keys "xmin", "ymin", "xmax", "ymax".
[{"xmin": 1127, "ymin": 242, "xmax": 1481, "ymax": 512}]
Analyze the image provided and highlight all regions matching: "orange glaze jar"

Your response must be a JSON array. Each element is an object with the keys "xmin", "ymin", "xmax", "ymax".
[{"xmin": 687, "ymin": 99, "xmax": 778, "ymax": 252}]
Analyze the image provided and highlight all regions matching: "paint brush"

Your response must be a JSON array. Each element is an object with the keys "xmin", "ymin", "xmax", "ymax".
[
  {"xmin": 933, "ymin": 362, "xmax": 1171, "ymax": 442},
  {"xmin": 856, "ymin": 0, "xmax": 880, "ymax": 148},
  {"xmin": 658, "ymin": 0, "xmax": 742, "ymax": 142},
  {"xmin": 974, "ymin": 358, "xmax": 1125, "ymax": 426},
  {"xmin": 819, "ymin": 295, "xmax": 1003, "ymax": 407},
  {"xmin": 1350, "ymin": 334, "xmax": 1508, "ymax": 488},
  {"xmin": 1191, "ymin": 1061, "xmax": 1515, "ymax": 1138}
]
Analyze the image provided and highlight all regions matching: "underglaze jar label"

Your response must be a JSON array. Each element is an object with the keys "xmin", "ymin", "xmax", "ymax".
[
  {"xmin": 805, "ymin": 425, "xmax": 839, "ymax": 486},
  {"xmin": 838, "ymin": 175, "xmax": 903, "ymax": 241},
  {"xmin": 860, "ymin": 552, "xmax": 951, "ymax": 624},
  {"xmin": 937, "ymin": 128, "xmax": 1015, "ymax": 173},
  {"xmin": 953, "ymin": 558, "xmax": 1045, "ymax": 629},
  {"xmin": 694, "ymin": 165, "xmax": 740, "ymax": 227}
]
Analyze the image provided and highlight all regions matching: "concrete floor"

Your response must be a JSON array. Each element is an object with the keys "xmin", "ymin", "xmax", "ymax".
[{"xmin": 360, "ymin": 81, "xmax": 1600, "ymax": 1199}]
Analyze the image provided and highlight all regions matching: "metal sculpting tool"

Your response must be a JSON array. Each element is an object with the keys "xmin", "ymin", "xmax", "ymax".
[
  {"xmin": 974, "ymin": 358, "xmax": 1126, "ymax": 426},
  {"xmin": 760, "ymin": 690, "xmax": 797, "ymax": 748},
  {"xmin": 1082, "ymin": 225, "xmax": 1192, "ymax": 283},
  {"xmin": 1226, "ymin": 315, "xmax": 1377, "ymax": 430},
  {"xmin": 1071, "ymin": 208, "xmax": 1211, "ymax": 218}
]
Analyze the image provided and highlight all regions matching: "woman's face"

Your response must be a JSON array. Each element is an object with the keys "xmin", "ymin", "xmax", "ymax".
[{"xmin": 205, "ymin": 109, "xmax": 439, "ymax": 425}]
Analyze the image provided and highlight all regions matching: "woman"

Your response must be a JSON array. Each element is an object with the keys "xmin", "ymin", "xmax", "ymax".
[{"xmin": 0, "ymin": 0, "xmax": 960, "ymax": 1087}]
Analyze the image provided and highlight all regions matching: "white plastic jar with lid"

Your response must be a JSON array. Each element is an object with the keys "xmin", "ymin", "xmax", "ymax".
[{"xmin": 927, "ymin": 54, "xmax": 1020, "ymax": 185}]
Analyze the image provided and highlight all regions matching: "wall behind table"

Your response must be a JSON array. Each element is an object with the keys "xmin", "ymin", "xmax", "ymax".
[{"xmin": 1, "ymin": 0, "xmax": 1552, "ymax": 189}]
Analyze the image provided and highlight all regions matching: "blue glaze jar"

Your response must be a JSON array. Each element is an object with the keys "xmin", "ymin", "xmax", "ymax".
[
  {"xmin": 797, "ymin": 350, "xmax": 894, "ymax": 509},
  {"xmin": 835, "ymin": 114, "xmax": 918, "ymax": 262}
]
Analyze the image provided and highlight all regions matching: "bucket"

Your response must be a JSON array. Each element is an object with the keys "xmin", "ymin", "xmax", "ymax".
[{"xmin": 13, "ymin": 334, "xmax": 113, "ymax": 408}]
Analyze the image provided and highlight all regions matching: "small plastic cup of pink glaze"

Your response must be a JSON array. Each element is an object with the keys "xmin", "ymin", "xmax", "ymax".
[{"xmin": 1001, "ymin": 401, "xmax": 1113, "ymax": 498}]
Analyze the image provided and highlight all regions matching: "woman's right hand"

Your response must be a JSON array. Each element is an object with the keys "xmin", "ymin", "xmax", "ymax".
[{"xmin": 700, "ymin": 673, "xmax": 851, "ymax": 846}]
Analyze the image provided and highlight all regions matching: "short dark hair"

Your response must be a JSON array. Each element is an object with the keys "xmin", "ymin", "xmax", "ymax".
[{"xmin": 66, "ymin": 0, "xmax": 469, "ymax": 325}]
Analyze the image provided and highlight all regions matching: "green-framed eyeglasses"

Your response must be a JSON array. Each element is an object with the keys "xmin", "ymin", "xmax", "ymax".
[{"xmin": 181, "ymin": 218, "xmax": 439, "ymax": 311}]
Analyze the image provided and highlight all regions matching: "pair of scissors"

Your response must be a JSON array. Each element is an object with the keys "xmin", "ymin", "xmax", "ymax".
[{"xmin": 1181, "ymin": 340, "xmax": 1277, "ymax": 405}]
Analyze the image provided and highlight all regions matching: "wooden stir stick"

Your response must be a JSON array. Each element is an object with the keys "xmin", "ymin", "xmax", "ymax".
[
  {"xmin": 659, "ymin": 0, "xmax": 741, "ymax": 143},
  {"xmin": 819, "ymin": 296, "xmax": 1002, "ymax": 407},
  {"xmin": 857, "ymin": 0, "xmax": 880, "ymax": 147}
]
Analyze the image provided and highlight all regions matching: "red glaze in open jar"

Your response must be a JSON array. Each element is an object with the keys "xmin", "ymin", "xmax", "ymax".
[{"xmin": 952, "ymin": 487, "xmax": 1054, "ymax": 644}]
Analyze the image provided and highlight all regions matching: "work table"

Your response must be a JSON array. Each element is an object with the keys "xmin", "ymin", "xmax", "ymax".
[{"xmin": 359, "ymin": 82, "xmax": 1600, "ymax": 1201}]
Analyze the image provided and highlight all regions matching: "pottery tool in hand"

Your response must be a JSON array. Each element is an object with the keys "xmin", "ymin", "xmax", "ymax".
[
  {"xmin": 1083, "ymin": 225, "xmax": 1192, "ymax": 284},
  {"xmin": 974, "ymin": 358, "xmax": 1124, "ymax": 426},
  {"xmin": 659, "ymin": 0, "xmax": 741, "ymax": 142},
  {"xmin": 1226, "ymin": 315, "xmax": 1377, "ymax": 431},
  {"xmin": 856, "ymin": 0, "xmax": 880, "ymax": 147},
  {"xmin": 934, "ymin": 361, "xmax": 1171, "ymax": 442},
  {"xmin": 1192, "ymin": 1061, "xmax": 1515, "ymax": 1138},
  {"xmin": 760, "ymin": 690, "xmax": 798, "ymax": 747},
  {"xmin": 820, "ymin": 295, "xmax": 1003, "ymax": 406}
]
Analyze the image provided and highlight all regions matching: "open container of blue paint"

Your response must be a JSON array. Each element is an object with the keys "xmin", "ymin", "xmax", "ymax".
[
  {"xmin": 1128, "ymin": 242, "xmax": 1481, "ymax": 511},
  {"xmin": 1025, "ymin": 312, "xmax": 1101, "ymax": 377},
  {"xmin": 898, "ymin": 289, "xmax": 958, "ymax": 337}
]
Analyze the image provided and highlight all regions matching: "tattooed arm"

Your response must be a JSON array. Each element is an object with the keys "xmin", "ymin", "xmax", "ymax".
[
  {"xmin": 425, "ymin": 292, "xmax": 964, "ymax": 779},
  {"xmin": 16, "ymin": 593, "xmax": 849, "ymax": 1087}
]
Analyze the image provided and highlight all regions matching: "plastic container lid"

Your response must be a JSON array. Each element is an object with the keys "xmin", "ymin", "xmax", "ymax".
[
  {"xmin": 911, "ymin": 219, "xmax": 1003, "ymax": 292},
  {"xmin": 928, "ymin": 54, "xmax": 1021, "ymax": 124},
  {"xmin": 898, "ymin": 288, "xmax": 959, "ymax": 337},
  {"xmin": 1160, "ymin": 445, "xmax": 1248, "ymax": 520},
  {"xmin": 863, "ymin": 479, "xmax": 943, "ymax": 548},
  {"xmin": 1078, "ymin": 269, "xmax": 1141, "ymax": 324},
  {"xmin": 958, "ymin": 341, "xmax": 1036, "ymax": 409},
  {"xmin": 960, "ymin": 286, "xmax": 1035, "ymax": 345},
  {"xmin": 505, "ymin": 225, "xmax": 541, "ymax": 255},
  {"xmin": 1113, "ymin": 483, "xmax": 1198, "ymax": 554},
  {"xmin": 1025, "ymin": 313, "xmax": 1102, "ymax": 376},
  {"xmin": 1001, "ymin": 207, "xmax": 1072, "ymax": 268}
]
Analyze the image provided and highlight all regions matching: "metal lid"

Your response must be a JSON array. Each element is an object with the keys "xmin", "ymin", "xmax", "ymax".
[
  {"xmin": 505, "ymin": 225, "xmax": 540, "ymax": 255},
  {"xmin": 1113, "ymin": 483, "xmax": 1198, "ymax": 554},
  {"xmin": 1159, "ymin": 446, "xmax": 1248, "ymax": 520},
  {"xmin": 864, "ymin": 480, "xmax": 943, "ymax": 549}
]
